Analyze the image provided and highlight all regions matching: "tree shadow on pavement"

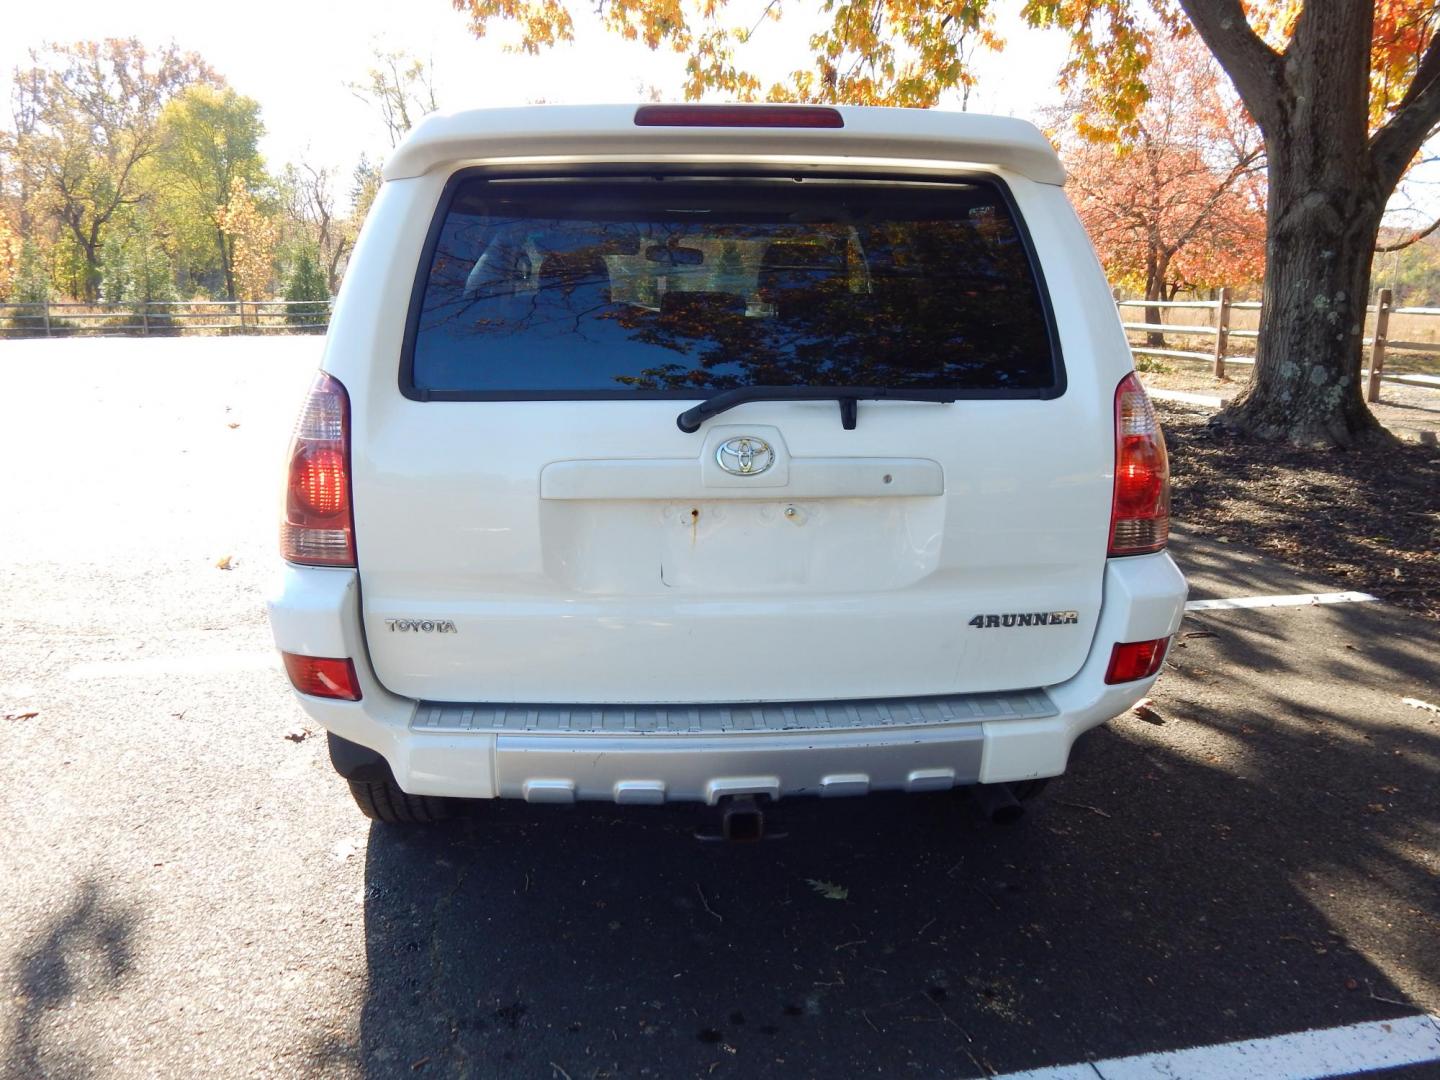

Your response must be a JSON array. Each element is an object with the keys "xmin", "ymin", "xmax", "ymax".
[
  {"xmin": 303, "ymin": 656, "xmax": 1437, "ymax": 1080},
  {"xmin": 3, "ymin": 879, "xmax": 139, "ymax": 1080}
]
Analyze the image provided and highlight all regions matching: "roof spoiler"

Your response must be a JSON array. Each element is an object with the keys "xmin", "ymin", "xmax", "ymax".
[{"xmin": 381, "ymin": 104, "xmax": 1066, "ymax": 186}]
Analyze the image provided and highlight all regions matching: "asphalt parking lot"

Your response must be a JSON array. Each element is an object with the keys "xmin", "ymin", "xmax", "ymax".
[{"xmin": 1, "ymin": 338, "xmax": 1437, "ymax": 1079}]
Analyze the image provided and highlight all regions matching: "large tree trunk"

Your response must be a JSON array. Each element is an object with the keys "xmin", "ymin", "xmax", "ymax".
[
  {"xmin": 217, "ymin": 227, "xmax": 236, "ymax": 302},
  {"xmin": 1175, "ymin": 0, "xmax": 1440, "ymax": 448},
  {"xmin": 1220, "ymin": 153, "xmax": 1386, "ymax": 446},
  {"xmin": 66, "ymin": 218, "xmax": 102, "ymax": 302}
]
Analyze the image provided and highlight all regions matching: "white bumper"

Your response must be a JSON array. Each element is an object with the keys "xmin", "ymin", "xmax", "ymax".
[{"xmin": 265, "ymin": 553, "xmax": 1186, "ymax": 801}]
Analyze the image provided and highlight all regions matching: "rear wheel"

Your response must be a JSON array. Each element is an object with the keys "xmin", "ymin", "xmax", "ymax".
[{"xmin": 346, "ymin": 776, "xmax": 454, "ymax": 824}]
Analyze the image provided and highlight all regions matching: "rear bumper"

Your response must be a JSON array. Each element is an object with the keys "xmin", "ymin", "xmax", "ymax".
[{"xmin": 266, "ymin": 552, "xmax": 1186, "ymax": 801}]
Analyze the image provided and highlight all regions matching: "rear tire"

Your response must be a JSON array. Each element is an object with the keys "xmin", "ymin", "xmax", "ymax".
[{"xmin": 346, "ymin": 776, "xmax": 454, "ymax": 824}]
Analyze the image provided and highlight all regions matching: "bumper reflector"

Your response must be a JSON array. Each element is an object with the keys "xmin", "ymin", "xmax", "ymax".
[
  {"xmin": 282, "ymin": 653, "xmax": 362, "ymax": 701},
  {"xmin": 1104, "ymin": 638, "xmax": 1171, "ymax": 684}
]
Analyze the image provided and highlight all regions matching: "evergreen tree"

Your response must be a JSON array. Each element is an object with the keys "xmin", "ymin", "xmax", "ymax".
[
  {"xmin": 100, "ymin": 211, "xmax": 178, "ymax": 329},
  {"xmin": 284, "ymin": 247, "xmax": 331, "ymax": 330}
]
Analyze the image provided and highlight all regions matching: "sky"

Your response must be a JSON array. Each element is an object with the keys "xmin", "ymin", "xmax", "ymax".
[
  {"xmin": 1, "ymin": 0, "xmax": 1433, "ymax": 227},
  {"xmin": 0, "ymin": 0, "xmax": 1072, "ymax": 178}
]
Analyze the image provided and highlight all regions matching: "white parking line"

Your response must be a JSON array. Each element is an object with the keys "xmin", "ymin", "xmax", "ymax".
[
  {"xmin": 1186, "ymin": 591, "xmax": 1379, "ymax": 612},
  {"xmin": 995, "ymin": 1013, "xmax": 1440, "ymax": 1080}
]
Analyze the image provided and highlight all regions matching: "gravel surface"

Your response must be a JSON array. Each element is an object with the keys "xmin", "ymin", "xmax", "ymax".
[{"xmin": 1, "ymin": 339, "xmax": 1435, "ymax": 1079}]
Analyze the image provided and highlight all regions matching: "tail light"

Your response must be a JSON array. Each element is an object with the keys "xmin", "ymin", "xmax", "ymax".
[
  {"xmin": 282, "ymin": 653, "xmax": 362, "ymax": 700},
  {"xmin": 282, "ymin": 372, "xmax": 355, "ymax": 566},
  {"xmin": 634, "ymin": 104, "xmax": 844, "ymax": 128},
  {"xmin": 1105, "ymin": 638, "xmax": 1171, "ymax": 684},
  {"xmin": 1109, "ymin": 372, "xmax": 1170, "ymax": 556}
]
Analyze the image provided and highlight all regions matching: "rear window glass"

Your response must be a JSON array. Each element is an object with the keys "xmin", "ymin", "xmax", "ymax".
[{"xmin": 406, "ymin": 176, "xmax": 1060, "ymax": 397}]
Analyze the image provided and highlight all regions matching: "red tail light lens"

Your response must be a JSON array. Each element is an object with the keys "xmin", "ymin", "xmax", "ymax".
[
  {"xmin": 634, "ymin": 104, "xmax": 844, "ymax": 128},
  {"xmin": 1109, "ymin": 372, "xmax": 1170, "ymax": 556},
  {"xmin": 1105, "ymin": 638, "xmax": 1171, "ymax": 684},
  {"xmin": 282, "ymin": 372, "xmax": 355, "ymax": 566},
  {"xmin": 282, "ymin": 653, "xmax": 362, "ymax": 701}
]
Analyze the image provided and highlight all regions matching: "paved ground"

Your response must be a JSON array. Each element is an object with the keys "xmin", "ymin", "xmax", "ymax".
[{"xmin": 1, "ymin": 339, "xmax": 1437, "ymax": 1079}]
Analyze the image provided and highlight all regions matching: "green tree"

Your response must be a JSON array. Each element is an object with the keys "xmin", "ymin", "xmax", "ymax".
[
  {"xmin": 283, "ymin": 246, "xmax": 331, "ymax": 329},
  {"xmin": 8, "ymin": 40, "xmax": 216, "ymax": 300},
  {"xmin": 4, "ymin": 240, "xmax": 52, "ymax": 336},
  {"xmin": 14, "ymin": 240, "xmax": 52, "ymax": 305},
  {"xmin": 451, "ymin": 0, "xmax": 1440, "ymax": 446},
  {"xmin": 151, "ymin": 85, "xmax": 268, "ymax": 300},
  {"xmin": 100, "ymin": 208, "xmax": 177, "ymax": 309},
  {"xmin": 349, "ymin": 154, "xmax": 383, "ymax": 229}
]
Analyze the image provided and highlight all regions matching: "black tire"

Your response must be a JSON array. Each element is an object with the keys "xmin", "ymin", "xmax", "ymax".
[{"xmin": 346, "ymin": 776, "xmax": 454, "ymax": 824}]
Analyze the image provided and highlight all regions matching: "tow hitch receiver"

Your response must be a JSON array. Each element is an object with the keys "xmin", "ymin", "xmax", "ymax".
[{"xmin": 695, "ymin": 795, "xmax": 788, "ymax": 842}]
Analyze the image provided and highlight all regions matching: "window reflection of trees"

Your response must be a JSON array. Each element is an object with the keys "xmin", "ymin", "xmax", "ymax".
[{"xmin": 413, "ymin": 188, "xmax": 1053, "ymax": 393}]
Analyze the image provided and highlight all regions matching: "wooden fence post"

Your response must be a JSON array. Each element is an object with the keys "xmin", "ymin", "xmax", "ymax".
[
  {"xmin": 1212, "ymin": 287, "xmax": 1231, "ymax": 379},
  {"xmin": 42, "ymin": 298, "xmax": 51, "ymax": 338},
  {"xmin": 1367, "ymin": 288, "xmax": 1391, "ymax": 404}
]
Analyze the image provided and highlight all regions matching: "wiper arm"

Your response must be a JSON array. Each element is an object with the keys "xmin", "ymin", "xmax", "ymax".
[{"xmin": 676, "ymin": 386, "xmax": 956, "ymax": 433}]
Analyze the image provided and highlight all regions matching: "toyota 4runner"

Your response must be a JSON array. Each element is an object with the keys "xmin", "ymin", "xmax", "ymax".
[{"xmin": 266, "ymin": 103, "xmax": 1187, "ymax": 827}]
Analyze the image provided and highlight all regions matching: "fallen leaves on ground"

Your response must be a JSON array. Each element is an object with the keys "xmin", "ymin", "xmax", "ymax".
[
  {"xmin": 1156, "ymin": 401, "xmax": 1440, "ymax": 619},
  {"xmin": 284, "ymin": 726, "xmax": 313, "ymax": 743},
  {"xmin": 215, "ymin": 554, "xmax": 235, "ymax": 570},
  {"xmin": 4, "ymin": 711, "xmax": 39, "ymax": 721},
  {"xmin": 1131, "ymin": 698, "xmax": 1166, "ymax": 725},
  {"xmin": 806, "ymin": 879, "xmax": 848, "ymax": 901}
]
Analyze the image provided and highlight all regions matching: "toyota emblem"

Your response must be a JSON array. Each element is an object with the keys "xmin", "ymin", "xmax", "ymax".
[{"xmin": 715, "ymin": 436, "xmax": 775, "ymax": 476}]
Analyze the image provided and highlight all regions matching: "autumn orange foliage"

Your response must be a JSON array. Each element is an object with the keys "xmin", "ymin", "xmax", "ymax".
[{"xmin": 1060, "ymin": 34, "xmax": 1267, "ymax": 301}]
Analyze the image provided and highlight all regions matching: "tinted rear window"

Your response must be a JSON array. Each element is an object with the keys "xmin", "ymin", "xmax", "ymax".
[{"xmin": 406, "ymin": 176, "xmax": 1059, "ymax": 398}]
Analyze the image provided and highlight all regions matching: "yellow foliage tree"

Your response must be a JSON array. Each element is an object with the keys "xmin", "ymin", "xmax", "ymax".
[
  {"xmin": 0, "ymin": 214, "xmax": 22, "ymax": 299},
  {"xmin": 216, "ymin": 178, "xmax": 277, "ymax": 303},
  {"xmin": 452, "ymin": 0, "xmax": 1440, "ymax": 447}
]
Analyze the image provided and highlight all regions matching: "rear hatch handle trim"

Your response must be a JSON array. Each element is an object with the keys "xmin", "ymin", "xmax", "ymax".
[{"xmin": 676, "ymin": 386, "xmax": 959, "ymax": 433}]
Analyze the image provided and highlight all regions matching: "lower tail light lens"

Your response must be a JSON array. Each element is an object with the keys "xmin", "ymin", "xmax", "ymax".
[
  {"xmin": 282, "ymin": 653, "xmax": 363, "ymax": 701},
  {"xmin": 282, "ymin": 372, "xmax": 355, "ymax": 566},
  {"xmin": 1109, "ymin": 372, "xmax": 1170, "ymax": 556},
  {"xmin": 1105, "ymin": 638, "xmax": 1171, "ymax": 684}
]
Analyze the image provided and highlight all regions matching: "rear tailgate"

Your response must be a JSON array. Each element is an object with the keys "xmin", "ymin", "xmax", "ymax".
[{"xmin": 347, "ymin": 169, "xmax": 1114, "ymax": 704}]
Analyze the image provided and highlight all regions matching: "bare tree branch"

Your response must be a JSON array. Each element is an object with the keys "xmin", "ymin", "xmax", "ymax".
[
  {"xmin": 1375, "ymin": 214, "xmax": 1440, "ymax": 252},
  {"xmin": 1175, "ymin": 0, "xmax": 1286, "ymax": 134}
]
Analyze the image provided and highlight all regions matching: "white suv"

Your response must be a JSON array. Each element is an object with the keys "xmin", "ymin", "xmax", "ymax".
[{"xmin": 267, "ymin": 103, "xmax": 1186, "ymax": 829}]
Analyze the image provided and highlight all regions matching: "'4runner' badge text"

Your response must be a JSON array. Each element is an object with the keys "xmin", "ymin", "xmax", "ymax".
[
  {"xmin": 968, "ymin": 611, "xmax": 1079, "ymax": 628},
  {"xmin": 386, "ymin": 619, "xmax": 458, "ymax": 633}
]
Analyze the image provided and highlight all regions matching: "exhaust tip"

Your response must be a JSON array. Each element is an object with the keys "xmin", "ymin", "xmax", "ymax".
[{"xmin": 970, "ymin": 783, "xmax": 1025, "ymax": 826}]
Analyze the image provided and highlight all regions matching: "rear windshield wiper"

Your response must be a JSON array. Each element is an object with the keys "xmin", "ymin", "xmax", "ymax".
[{"xmin": 676, "ymin": 386, "xmax": 957, "ymax": 433}]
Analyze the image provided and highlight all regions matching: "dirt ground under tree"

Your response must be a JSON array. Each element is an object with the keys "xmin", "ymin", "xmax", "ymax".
[{"xmin": 1157, "ymin": 400, "xmax": 1440, "ymax": 619}]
